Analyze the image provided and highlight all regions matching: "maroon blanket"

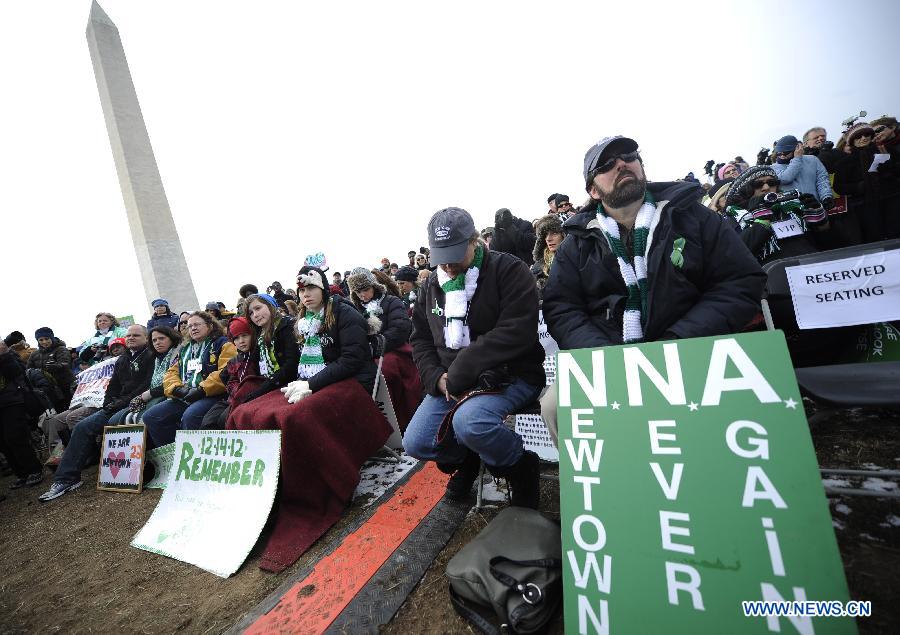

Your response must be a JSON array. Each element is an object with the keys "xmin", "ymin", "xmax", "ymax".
[
  {"xmin": 227, "ymin": 378, "xmax": 392, "ymax": 572},
  {"xmin": 381, "ymin": 344, "xmax": 423, "ymax": 432}
]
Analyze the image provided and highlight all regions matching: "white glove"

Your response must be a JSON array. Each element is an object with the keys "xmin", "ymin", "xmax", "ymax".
[{"xmin": 281, "ymin": 380, "xmax": 311, "ymax": 404}]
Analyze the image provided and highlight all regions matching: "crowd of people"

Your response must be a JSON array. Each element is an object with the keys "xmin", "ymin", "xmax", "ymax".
[{"xmin": 1, "ymin": 112, "xmax": 896, "ymax": 569}]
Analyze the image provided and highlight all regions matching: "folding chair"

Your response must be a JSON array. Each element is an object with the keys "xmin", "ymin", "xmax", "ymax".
[
  {"xmin": 369, "ymin": 334, "xmax": 403, "ymax": 463},
  {"xmin": 760, "ymin": 238, "xmax": 900, "ymax": 412}
]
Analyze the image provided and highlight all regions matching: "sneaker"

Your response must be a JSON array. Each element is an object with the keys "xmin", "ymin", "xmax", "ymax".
[
  {"xmin": 38, "ymin": 480, "xmax": 83, "ymax": 502},
  {"xmin": 25, "ymin": 471, "xmax": 45, "ymax": 487}
]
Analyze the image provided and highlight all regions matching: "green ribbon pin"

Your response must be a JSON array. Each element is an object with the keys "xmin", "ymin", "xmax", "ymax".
[{"xmin": 671, "ymin": 237, "xmax": 686, "ymax": 269}]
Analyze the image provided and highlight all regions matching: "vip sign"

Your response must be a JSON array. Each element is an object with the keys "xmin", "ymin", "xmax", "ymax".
[{"xmin": 557, "ymin": 331, "xmax": 855, "ymax": 635}]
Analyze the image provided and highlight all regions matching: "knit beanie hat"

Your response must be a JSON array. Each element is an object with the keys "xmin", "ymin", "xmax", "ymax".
[
  {"xmin": 726, "ymin": 166, "xmax": 778, "ymax": 206},
  {"xmin": 846, "ymin": 122, "xmax": 875, "ymax": 144},
  {"xmin": 395, "ymin": 266, "xmax": 418, "ymax": 283},
  {"xmin": 297, "ymin": 266, "xmax": 330, "ymax": 303},
  {"xmin": 227, "ymin": 316, "xmax": 252, "ymax": 339},
  {"xmin": 108, "ymin": 337, "xmax": 126, "ymax": 350},
  {"xmin": 256, "ymin": 293, "xmax": 279, "ymax": 308},
  {"xmin": 35, "ymin": 327, "xmax": 54, "ymax": 340},
  {"xmin": 716, "ymin": 162, "xmax": 740, "ymax": 181},
  {"xmin": 151, "ymin": 298, "xmax": 169, "ymax": 308},
  {"xmin": 4, "ymin": 331, "xmax": 25, "ymax": 347}
]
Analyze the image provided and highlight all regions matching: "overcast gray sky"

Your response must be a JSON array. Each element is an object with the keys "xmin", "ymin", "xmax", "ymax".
[{"xmin": 2, "ymin": 0, "xmax": 899, "ymax": 347}]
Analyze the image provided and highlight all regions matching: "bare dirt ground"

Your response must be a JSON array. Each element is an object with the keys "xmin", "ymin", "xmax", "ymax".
[{"xmin": 1, "ymin": 406, "xmax": 898, "ymax": 634}]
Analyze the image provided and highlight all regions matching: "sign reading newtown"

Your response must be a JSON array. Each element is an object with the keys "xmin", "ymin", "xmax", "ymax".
[
  {"xmin": 132, "ymin": 430, "xmax": 280, "ymax": 578},
  {"xmin": 557, "ymin": 331, "xmax": 855, "ymax": 635},
  {"xmin": 786, "ymin": 248, "xmax": 900, "ymax": 329}
]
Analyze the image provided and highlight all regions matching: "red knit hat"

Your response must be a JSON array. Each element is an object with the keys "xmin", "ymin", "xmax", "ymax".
[
  {"xmin": 108, "ymin": 337, "xmax": 126, "ymax": 350},
  {"xmin": 228, "ymin": 316, "xmax": 252, "ymax": 340}
]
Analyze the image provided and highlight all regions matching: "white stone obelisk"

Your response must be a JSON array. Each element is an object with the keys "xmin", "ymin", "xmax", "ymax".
[{"xmin": 86, "ymin": 1, "xmax": 199, "ymax": 313}]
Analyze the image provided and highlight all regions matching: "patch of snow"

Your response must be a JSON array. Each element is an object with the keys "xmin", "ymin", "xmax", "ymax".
[
  {"xmin": 822, "ymin": 478, "xmax": 852, "ymax": 488},
  {"xmin": 353, "ymin": 454, "xmax": 419, "ymax": 506},
  {"xmin": 479, "ymin": 475, "xmax": 508, "ymax": 503},
  {"xmin": 833, "ymin": 503, "xmax": 852, "ymax": 515},
  {"xmin": 861, "ymin": 478, "xmax": 899, "ymax": 492},
  {"xmin": 832, "ymin": 519, "xmax": 845, "ymax": 530},
  {"xmin": 861, "ymin": 462, "xmax": 884, "ymax": 471},
  {"xmin": 885, "ymin": 514, "xmax": 900, "ymax": 527},
  {"xmin": 859, "ymin": 533, "xmax": 884, "ymax": 543}
]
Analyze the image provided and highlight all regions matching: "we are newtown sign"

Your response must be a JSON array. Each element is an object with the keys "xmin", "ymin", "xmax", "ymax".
[{"xmin": 557, "ymin": 332, "xmax": 855, "ymax": 635}]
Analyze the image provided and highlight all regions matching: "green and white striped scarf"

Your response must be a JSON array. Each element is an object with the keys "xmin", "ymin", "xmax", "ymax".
[
  {"xmin": 151, "ymin": 345, "xmax": 180, "ymax": 390},
  {"xmin": 296, "ymin": 309, "xmax": 326, "ymax": 379},
  {"xmin": 595, "ymin": 192, "xmax": 658, "ymax": 343},
  {"xmin": 436, "ymin": 244, "xmax": 484, "ymax": 349},
  {"xmin": 179, "ymin": 339, "xmax": 210, "ymax": 388}
]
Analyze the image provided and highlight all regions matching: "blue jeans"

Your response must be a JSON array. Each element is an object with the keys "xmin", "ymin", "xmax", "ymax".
[
  {"xmin": 142, "ymin": 397, "xmax": 221, "ymax": 448},
  {"xmin": 403, "ymin": 378, "xmax": 542, "ymax": 468},
  {"xmin": 55, "ymin": 407, "xmax": 129, "ymax": 484}
]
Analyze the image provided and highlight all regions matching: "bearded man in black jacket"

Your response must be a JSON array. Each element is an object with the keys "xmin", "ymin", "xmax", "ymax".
[
  {"xmin": 540, "ymin": 135, "xmax": 765, "ymax": 444},
  {"xmin": 404, "ymin": 207, "xmax": 546, "ymax": 508}
]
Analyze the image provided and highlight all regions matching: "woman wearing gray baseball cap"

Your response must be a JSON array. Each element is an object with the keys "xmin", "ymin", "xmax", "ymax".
[{"xmin": 404, "ymin": 208, "xmax": 547, "ymax": 508}]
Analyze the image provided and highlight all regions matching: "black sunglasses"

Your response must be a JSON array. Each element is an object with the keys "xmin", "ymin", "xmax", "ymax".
[
  {"xmin": 592, "ymin": 150, "xmax": 641, "ymax": 176},
  {"xmin": 751, "ymin": 179, "xmax": 779, "ymax": 189},
  {"xmin": 178, "ymin": 321, "xmax": 188, "ymax": 327}
]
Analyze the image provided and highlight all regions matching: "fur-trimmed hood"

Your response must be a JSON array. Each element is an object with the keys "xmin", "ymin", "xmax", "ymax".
[{"xmin": 532, "ymin": 214, "xmax": 565, "ymax": 263}]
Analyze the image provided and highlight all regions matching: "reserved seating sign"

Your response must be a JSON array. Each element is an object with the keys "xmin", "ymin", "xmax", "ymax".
[
  {"xmin": 557, "ymin": 332, "xmax": 855, "ymax": 634},
  {"xmin": 131, "ymin": 429, "xmax": 281, "ymax": 577},
  {"xmin": 785, "ymin": 249, "xmax": 900, "ymax": 329}
]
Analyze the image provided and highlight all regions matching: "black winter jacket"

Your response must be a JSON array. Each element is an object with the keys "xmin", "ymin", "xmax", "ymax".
[
  {"xmin": 543, "ymin": 181, "xmax": 765, "ymax": 349},
  {"xmin": 307, "ymin": 298, "xmax": 377, "ymax": 394},
  {"xmin": 355, "ymin": 292, "xmax": 412, "ymax": 354},
  {"xmin": 492, "ymin": 213, "xmax": 537, "ymax": 265},
  {"xmin": 245, "ymin": 316, "xmax": 299, "ymax": 400},
  {"xmin": 26, "ymin": 338, "xmax": 75, "ymax": 394},
  {"xmin": 0, "ymin": 351, "xmax": 26, "ymax": 409},
  {"xmin": 410, "ymin": 249, "xmax": 545, "ymax": 397},
  {"xmin": 103, "ymin": 346, "xmax": 155, "ymax": 413}
]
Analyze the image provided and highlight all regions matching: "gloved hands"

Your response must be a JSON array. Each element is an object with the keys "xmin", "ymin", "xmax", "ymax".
[
  {"xmin": 172, "ymin": 385, "xmax": 190, "ymax": 400},
  {"xmin": 129, "ymin": 396, "xmax": 144, "ymax": 413},
  {"xmin": 799, "ymin": 193, "xmax": 828, "ymax": 226},
  {"xmin": 184, "ymin": 387, "xmax": 205, "ymax": 403},
  {"xmin": 281, "ymin": 380, "xmax": 311, "ymax": 404},
  {"xmin": 821, "ymin": 196, "xmax": 835, "ymax": 211}
]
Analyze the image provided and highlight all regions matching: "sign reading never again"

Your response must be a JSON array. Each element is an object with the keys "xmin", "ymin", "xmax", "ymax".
[
  {"xmin": 131, "ymin": 430, "xmax": 281, "ymax": 578},
  {"xmin": 557, "ymin": 331, "xmax": 855, "ymax": 634}
]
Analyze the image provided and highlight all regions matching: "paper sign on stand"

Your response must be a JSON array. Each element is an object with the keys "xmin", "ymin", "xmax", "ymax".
[
  {"xmin": 538, "ymin": 309, "xmax": 559, "ymax": 386},
  {"xmin": 69, "ymin": 356, "xmax": 118, "ymax": 408},
  {"xmin": 145, "ymin": 442, "xmax": 175, "ymax": 489},
  {"xmin": 514, "ymin": 413, "xmax": 559, "ymax": 463},
  {"xmin": 786, "ymin": 249, "xmax": 900, "ymax": 328},
  {"xmin": 97, "ymin": 424, "xmax": 146, "ymax": 493},
  {"xmin": 131, "ymin": 430, "xmax": 281, "ymax": 578},
  {"xmin": 557, "ymin": 331, "xmax": 855, "ymax": 634}
]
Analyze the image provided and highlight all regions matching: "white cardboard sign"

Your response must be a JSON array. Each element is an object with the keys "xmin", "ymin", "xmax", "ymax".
[
  {"xmin": 374, "ymin": 374, "xmax": 402, "ymax": 450},
  {"xmin": 538, "ymin": 310, "xmax": 559, "ymax": 386},
  {"xmin": 131, "ymin": 430, "xmax": 281, "ymax": 577},
  {"xmin": 772, "ymin": 218, "xmax": 804, "ymax": 239},
  {"xmin": 785, "ymin": 249, "xmax": 900, "ymax": 329},
  {"xmin": 97, "ymin": 424, "xmax": 146, "ymax": 492},
  {"xmin": 514, "ymin": 413, "xmax": 559, "ymax": 463},
  {"xmin": 145, "ymin": 442, "xmax": 175, "ymax": 490},
  {"xmin": 70, "ymin": 356, "xmax": 118, "ymax": 408}
]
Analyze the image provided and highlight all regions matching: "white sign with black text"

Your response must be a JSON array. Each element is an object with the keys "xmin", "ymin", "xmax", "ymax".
[
  {"xmin": 785, "ymin": 249, "xmax": 900, "ymax": 329},
  {"xmin": 772, "ymin": 218, "xmax": 804, "ymax": 239}
]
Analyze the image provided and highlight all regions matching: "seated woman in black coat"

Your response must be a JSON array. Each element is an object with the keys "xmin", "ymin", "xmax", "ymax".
[
  {"xmin": 347, "ymin": 267, "xmax": 422, "ymax": 430},
  {"xmin": 227, "ymin": 266, "xmax": 392, "ymax": 574}
]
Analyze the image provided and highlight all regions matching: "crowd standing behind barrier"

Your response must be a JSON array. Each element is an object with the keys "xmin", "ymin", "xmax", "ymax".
[{"xmin": 0, "ymin": 114, "xmax": 896, "ymax": 575}]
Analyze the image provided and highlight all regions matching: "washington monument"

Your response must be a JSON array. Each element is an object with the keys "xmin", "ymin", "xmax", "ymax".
[{"xmin": 86, "ymin": 1, "xmax": 199, "ymax": 313}]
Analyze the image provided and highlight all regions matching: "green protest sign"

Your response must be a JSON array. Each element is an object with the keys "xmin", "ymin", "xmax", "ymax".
[{"xmin": 557, "ymin": 331, "xmax": 857, "ymax": 634}]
